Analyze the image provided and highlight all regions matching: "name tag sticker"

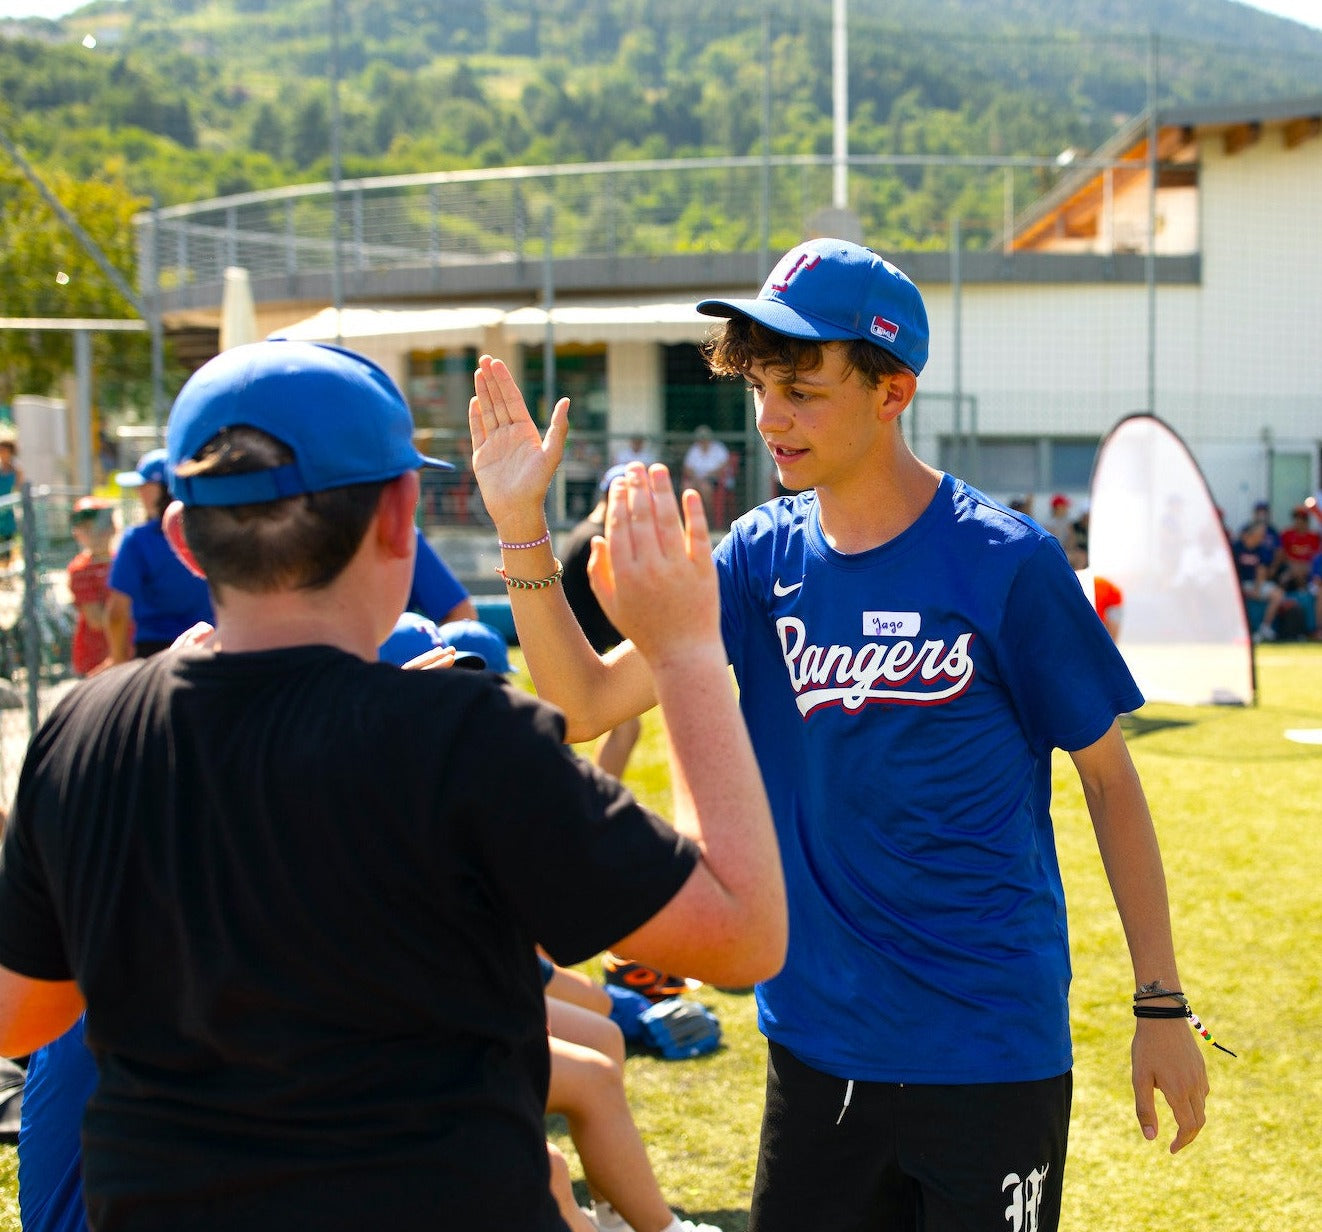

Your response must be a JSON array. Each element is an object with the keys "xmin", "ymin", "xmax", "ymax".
[{"xmin": 863, "ymin": 611, "xmax": 920, "ymax": 637}]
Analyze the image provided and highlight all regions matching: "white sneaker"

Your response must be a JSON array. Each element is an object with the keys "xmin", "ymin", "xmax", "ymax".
[
  {"xmin": 675, "ymin": 1221, "xmax": 724, "ymax": 1232},
  {"xmin": 1254, "ymin": 623, "xmax": 1277, "ymax": 643}
]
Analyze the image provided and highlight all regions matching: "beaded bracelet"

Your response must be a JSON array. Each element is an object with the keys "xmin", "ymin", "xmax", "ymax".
[
  {"xmin": 498, "ymin": 530, "xmax": 551, "ymax": 551},
  {"xmin": 497, "ymin": 558, "xmax": 564, "ymax": 591},
  {"xmin": 1133, "ymin": 1003, "xmax": 1236, "ymax": 1056}
]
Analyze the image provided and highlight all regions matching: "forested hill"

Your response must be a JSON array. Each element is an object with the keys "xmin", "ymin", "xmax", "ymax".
[{"xmin": 2, "ymin": 0, "xmax": 1322, "ymax": 211}]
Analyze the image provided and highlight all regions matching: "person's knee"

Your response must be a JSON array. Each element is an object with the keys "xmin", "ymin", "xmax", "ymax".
[{"xmin": 577, "ymin": 1045, "xmax": 626, "ymax": 1101}]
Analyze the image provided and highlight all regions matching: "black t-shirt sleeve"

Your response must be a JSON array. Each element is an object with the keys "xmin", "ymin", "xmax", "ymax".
[
  {"xmin": 0, "ymin": 803, "xmax": 71, "ymax": 980},
  {"xmin": 447, "ymin": 685, "xmax": 698, "ymax": 966}
]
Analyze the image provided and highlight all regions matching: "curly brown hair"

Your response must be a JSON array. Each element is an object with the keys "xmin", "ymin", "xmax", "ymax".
[{"xmin": 701, "ymin": 317, "xmax": 914, "ymax": 388}]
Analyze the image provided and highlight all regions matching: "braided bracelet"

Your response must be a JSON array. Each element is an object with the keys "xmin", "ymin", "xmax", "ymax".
[
  {"xmin": 497, "ymin": 558, "xmax": 564, "ymax": 591},
  {"xmin": 1134, "ymin": 1003, "xmax": 1236, "ymax": 1056},
  {"xmin": 498, "ymin": 530, "xmax": 551, "ymax": 551}
]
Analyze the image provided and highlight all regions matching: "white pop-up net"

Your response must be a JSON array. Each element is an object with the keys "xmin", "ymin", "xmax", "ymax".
[{"xmin": 1089, "ymin": 414, "xmax": 1254, "ymax": 707}]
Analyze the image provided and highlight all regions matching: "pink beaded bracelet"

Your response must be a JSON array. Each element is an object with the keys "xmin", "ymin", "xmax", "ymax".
[{"xmin": 498, "ymin": 531, "xmax": 551, "ymax": 551}]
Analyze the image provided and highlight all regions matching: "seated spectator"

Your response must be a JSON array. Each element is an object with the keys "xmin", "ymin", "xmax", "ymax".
[
  {"xmin": 1248, "ymin": 499, "xmax": 1281, "ymax": 558},
  {"xmin": 542, "ymin": 959, "xmax": 719, "ymax": 1232},
  {"xmin": 1044, "ymin": 494, "xmax": 1076, "ymax": 550},
  {"xmin": 1276, "ymin": 504, "xmax": 1321, "ymax": 588},
  {"xmin": 1233, "ymin": 520, "xmax": 1285, "ymax": 642},
  {"xmin": 680, "ymin": 427, "xmax": 730, "ymax": 515},
  {"xmin": 611, "ymin": 435, "xmax": 658, "ymax": 469}
]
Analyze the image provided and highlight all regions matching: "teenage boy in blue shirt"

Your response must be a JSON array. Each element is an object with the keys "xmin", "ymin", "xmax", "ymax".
[{"xmin": 467, "ymin": 238, "xmax": 1210, "ymax": 1232}]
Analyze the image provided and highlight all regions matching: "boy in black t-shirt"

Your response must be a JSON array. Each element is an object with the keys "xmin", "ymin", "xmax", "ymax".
[{"xmin": 0, "ymin": 340, "xmax": 785, "ymax": 1232}]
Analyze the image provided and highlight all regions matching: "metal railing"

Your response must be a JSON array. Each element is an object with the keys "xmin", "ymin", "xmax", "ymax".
[{"xmin": 135, "ymin": 152, "xmax": 1151, "ymax": 295}]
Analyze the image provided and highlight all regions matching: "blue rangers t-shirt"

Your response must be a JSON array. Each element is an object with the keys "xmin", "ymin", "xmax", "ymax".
[{"xmin": 715, "ymin": 473, "xmax": 1143, "ymax": 1085}]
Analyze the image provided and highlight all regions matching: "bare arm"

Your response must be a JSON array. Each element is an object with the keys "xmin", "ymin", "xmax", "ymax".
[
  {"xmin": 440, "ymin": 597, "xmax": 479, "ymax": 623},
  {"xmin": 0, "ymin": 965, "xmax": 84, "ymax": 1058},
  {"xmin": 1070, "ymin": 722, "xmax": 1209, "ymax": 1154},
  {"xmin": 470, "ymin": 355, "xmax": 655, "ymax": 740},
  {"xmin": 105, "ymin": 589, "xmax": 134, "ymax": 664},
  {"xmin": 586, "ymin": 467, "xmax": 785, "ymax": 988}
]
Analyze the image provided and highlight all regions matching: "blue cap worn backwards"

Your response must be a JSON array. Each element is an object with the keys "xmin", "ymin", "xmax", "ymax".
[
  {"xmin": 166, "ymin": 340, "xmax": 452, "ymax": 507},
  {"xmin": 696, "ymin": 237, "xmax": 930, "ymax": 375}
]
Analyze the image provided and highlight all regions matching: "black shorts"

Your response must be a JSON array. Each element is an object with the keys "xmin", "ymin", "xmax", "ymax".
[{"xmin": 750, "ymin": 1040, "xmax": 1071, "ymax": 1232}]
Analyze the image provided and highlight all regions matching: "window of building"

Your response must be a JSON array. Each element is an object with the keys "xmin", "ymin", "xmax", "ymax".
[{"xmin": 519, "ymin": 345, "xmax": 608, "ymax": 433}]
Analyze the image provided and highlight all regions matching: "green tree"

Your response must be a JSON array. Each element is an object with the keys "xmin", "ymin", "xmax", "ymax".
[
  {"xmin": 288, "ymin": 95, "xmax": 330, "ymax": 170},
  {"xmin": 0, "ymin": 164, "xmax": 152, "ymax": 408}
]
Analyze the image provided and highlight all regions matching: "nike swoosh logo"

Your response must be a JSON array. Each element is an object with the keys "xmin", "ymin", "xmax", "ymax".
[{"xmin": 773, "ymin": 579, "xmax": 803, "ymax": 597}]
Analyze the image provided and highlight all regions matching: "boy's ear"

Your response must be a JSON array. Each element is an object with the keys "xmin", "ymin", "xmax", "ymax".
[
  {"xmin": 377, "ymin": 471, "xmax": 421, "ymax": 560},
  {"xmin": 162, "ymin": 500, "xmax": 207, "ymax": 579},
  {"xmin": 876, "ymin": 370, "xmax": 918, "ymax": 424}
]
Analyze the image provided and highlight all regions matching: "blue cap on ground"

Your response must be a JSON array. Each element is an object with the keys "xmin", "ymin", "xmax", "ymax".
[
  {"xmin": 166, "ymin": 340, "xmax": 453, "ymax": 507},
  {"xmin": 696, "ymin": 237, "xmax": 930, "ymax": 375},
  {"xmin": 437, "ymin": 618, "xmax": 512, "ymax": 674},
  {"xmin": 379, "ymin": 612, "xmax": 486, "ymax": 669},
  {"xmin": 115, "ymin": 447, "xmax": 170, "ymax": 488}
]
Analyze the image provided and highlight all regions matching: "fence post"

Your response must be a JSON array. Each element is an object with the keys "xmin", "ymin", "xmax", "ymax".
[{"xmin": 18, "ymin": 483, "xmax": 40, "ymax": 737}]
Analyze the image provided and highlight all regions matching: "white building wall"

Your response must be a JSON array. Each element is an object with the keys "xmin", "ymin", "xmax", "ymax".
[
  {"xmin": 1194, "ymin": 125, "xmax": 1322, "ymax": 451},
  {"xmin": 605, "ymin": 341, "xmax": 663, "ymax": 438}
]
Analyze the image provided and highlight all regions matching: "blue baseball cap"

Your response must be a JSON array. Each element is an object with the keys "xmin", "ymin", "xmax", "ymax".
[
  {"xmin": 437, "ymin": 619, "xmax": 512, "ymax": 674},
  {"xmin": 696, "ymin": 238, "xmax": 930, "ymax": 375},
  {"xmin": 379, "ymin": 612, "xmax": 486, "ymax": 670},
  {"xmin": 166, "ymin": 340, "xmax": 452, "ymax": 507},
  {"xmin": 599, "ymin": 462, "xmax": 632, "ymax": 492},
  {"xmin": 115, "ymin": 447, "xmax": 170, "ymax": 488}
]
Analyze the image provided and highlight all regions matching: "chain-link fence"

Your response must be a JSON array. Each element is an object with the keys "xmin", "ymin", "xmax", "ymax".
[{"xmin": 0, "ymin": 484, "xmax": 101, "ymax": 811}]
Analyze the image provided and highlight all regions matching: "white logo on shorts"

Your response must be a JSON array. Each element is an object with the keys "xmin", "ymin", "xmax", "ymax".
[{"xmin": 1002, "ymin": 1165, "xmax": 1050, "ymax": 1232}]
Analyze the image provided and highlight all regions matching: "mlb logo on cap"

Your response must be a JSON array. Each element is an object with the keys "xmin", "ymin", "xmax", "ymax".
[{"xmin": 870, "ymin": 316, "xmax": 899, "ymax": 344}]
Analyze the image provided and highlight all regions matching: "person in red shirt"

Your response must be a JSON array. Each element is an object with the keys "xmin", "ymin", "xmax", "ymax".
[
  {"xmin": 1275, "ymin": 504, "xmax": 1322, "ymax": 637},
  {"xmin": 66, "ymin": 497, "xmax": 117, "ymax": 677},
  {"xmin": 1277, "ymin": 505, "xmax": 1321, "ymax": 583}
]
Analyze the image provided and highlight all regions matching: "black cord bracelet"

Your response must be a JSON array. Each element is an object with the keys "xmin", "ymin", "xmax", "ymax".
[{"xmin": 1134, "ymin": 1003, "xmax": 1237, "ymax": 1055}]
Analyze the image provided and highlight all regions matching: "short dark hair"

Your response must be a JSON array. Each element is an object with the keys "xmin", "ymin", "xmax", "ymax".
[
  {"xmin": 177, "ymin": 426, "xmax": 385, "ymax": 599},
  {"xmin": 701, "ymin": 317, "xmax": 913, "ymax": 388}
]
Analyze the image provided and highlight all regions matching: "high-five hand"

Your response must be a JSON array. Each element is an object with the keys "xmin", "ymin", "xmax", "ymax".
[
  {"xmin": 469, "ymin": 354, "xmax": 570, "ymax": 532},
  {"xmin": 587, "ymin": 463, "xmax": 720, "ymax": 666}
]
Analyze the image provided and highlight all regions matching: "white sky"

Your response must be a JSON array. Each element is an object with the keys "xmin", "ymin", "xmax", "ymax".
[{"xmin": 0, "ymin": 0, "xmax": 1319, "ymax": 29}]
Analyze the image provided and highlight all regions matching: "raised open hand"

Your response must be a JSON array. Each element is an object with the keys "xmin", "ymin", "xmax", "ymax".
[
  {"xmin": 586, "ymin": 462, "xmax": 720, "ymax": 666},
  {"xmin": 469, "ymin": 354, "xmax": 570, "ymax": 532}
]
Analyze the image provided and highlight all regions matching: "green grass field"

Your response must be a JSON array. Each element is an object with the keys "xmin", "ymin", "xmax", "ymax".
[{"xmin": 3, "ymin": 643, "xmax": 1319, "ymax": 1229}]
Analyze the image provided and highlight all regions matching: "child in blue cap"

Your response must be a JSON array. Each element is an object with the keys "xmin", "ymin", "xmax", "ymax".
[{"xmin": 0, "ymin": 339, "xmax": 784, "ymax": 1232}]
